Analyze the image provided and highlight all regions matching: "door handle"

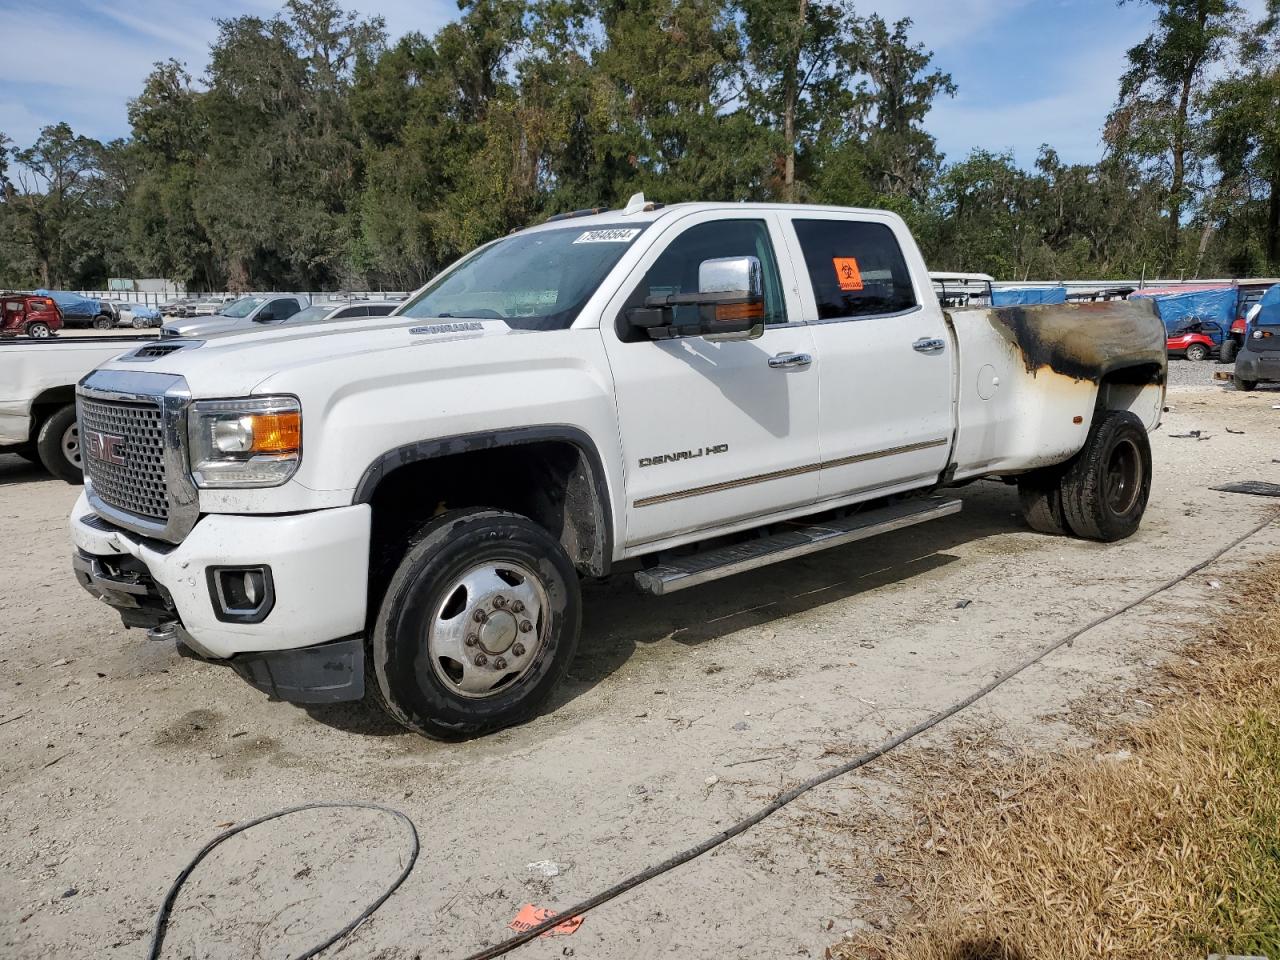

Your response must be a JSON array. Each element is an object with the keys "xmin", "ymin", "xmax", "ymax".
[
  {"xmin": 768, "ymin": 352, "xmax": 813, "ymax": 369},
  {"xmin": 913, "ymin": 337, "xmax": 946, "ymax": 354}
]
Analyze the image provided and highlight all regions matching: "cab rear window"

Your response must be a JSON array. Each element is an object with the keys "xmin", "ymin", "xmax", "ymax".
[{"xmin": 792, "ymin": 219, "xmax": 917, "ymax": 320}]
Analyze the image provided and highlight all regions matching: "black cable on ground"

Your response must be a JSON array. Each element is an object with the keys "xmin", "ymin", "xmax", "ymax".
[
  {"xmin": 457, "ymin": 510, "xmax": 1279, "ymax": 960},
  {"xmin": 146, "ymin": 801, "xmax": 419, "ymax": 960}
]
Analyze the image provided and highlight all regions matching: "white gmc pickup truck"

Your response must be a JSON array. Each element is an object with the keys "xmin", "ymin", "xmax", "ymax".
[{"xmin": 68, "ymin": 200, "xmax": 1166, "ymax": 738}]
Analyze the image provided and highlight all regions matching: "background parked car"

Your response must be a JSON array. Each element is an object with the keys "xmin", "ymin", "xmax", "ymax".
[
  {"xmin": 165, "ymin": 299, "xmax": 394, "ymax": 340},
  {"xmin": 160, "ymin": 297, "xmax": 201, "ymax": 317},
  {"xmin": 191, "ymin": 294, "xmax": 239, "ymax": 316},
  {"xmin": 114, "ymin": 302, "xmax": 162, "ymax": 328},
  {"xmin": 36, "ymin": 290, "xmax": 114, "ymax": 329},
  {"xmin": 1, "ymin": 294, "xmax": 63, "ymax": 338}
]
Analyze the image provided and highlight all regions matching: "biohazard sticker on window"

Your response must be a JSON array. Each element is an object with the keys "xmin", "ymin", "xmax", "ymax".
[
  {"xmin": 832, "ymin": 257, "xmax": 864, "ymax": 291},
  {"xmin": 573, "ymin": 228, "xmax": 642, "ymax": 244}
]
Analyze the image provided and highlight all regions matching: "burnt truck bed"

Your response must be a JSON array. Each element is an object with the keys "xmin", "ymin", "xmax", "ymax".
[{"xmin": 944, "ymin": 299, "xmax": 1166, "ymax": 481}]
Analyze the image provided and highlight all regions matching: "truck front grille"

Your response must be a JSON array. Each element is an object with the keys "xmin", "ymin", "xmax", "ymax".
[{"xmin": 79, "ymin": 397, "xmax": 169, "ymax": 522}]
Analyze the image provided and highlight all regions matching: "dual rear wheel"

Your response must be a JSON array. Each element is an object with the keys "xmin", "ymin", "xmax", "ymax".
[{"xmin": 1017, "ymin": 411, "xmax": 1152, "ymax": 542}]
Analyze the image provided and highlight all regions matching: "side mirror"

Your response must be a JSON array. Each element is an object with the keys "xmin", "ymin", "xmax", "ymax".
[{"xmin": 627, "ymin": 255, "xmax": 766, "ymax": 341}]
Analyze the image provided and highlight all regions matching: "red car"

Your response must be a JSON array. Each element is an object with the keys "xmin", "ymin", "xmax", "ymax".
[
  {"xmin": 1166, "ymin": 322, "xmax": 1220, "ymax": 361},
  {"xmin": 1, "ymin": 294, "xmax": 63, "ymax": 338}
]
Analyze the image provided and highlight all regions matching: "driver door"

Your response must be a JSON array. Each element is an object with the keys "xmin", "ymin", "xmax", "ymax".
[{"xmin": 602, "ymin": 212, "xmax": 820, "ymax": 549}]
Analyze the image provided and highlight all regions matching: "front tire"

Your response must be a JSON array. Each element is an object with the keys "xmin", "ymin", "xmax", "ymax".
[
  {"xmin": 92, "ymin": 315, "xmax": 112, "ymax": 330},
  {"xmin": 36, "ymin": 405, "xmax": 83, "ymax": 484},
  {"xmin": 370, "ymin": 508, "xmax": 581, "ymax": 739},
  {"xmin": 1237, "ymin": 377, "xmax": 1258, "ymax": 392},
  {"xmin": 1220, "ymin": 339, "xmax": 1239, "ymax": 364},
  {"xmin": 1185, "ymin": 343, "xmax": 1209, "ymax": 362},
  {"xmin": 1059, "ymin": 411, "xmax": 1152, "ymax": 542}
]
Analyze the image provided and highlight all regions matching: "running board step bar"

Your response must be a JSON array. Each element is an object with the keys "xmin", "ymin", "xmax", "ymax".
[{"xmin": 633, "ymin": 497, "xmax": 963, "ymax": 596}]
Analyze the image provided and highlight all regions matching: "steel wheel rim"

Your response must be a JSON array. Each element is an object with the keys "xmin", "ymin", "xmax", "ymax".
[
  {"xmin": 1104, "ymin": 437, "xmax": 1141, "ymax": 515},
  {"xmin": 61, "ymin": 422, "xmax": 81, "ymax": 468},
  {"xmin": 427, "ymin": 560, "xmax": 549, "ymax": 699}
]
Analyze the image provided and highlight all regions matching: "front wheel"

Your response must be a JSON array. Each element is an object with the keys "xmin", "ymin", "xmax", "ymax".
[
  {"xmin": 132, "ymin": 315, "xmax": 148, "ymax": 329},
  {"xmin": 1237, "ymin": 377, "xmax": 1258, "ymax": 392},
  {"xmin": 370, "ymin": 508, "xmax": 582, "ymax": 739},
  {"xmin": 36, "ymin": 405, "xmax": 83, "ymax": 484},
  {"xmin": 92, "ymin": 315, "xmax": 112, "ymax": 330},
  {"xmin": 1219, "ymin": 339, "xmax": 1239, "ymax": 364},
  {"xmin": 1185, "ymin": 343, "xmax": 1209, "ymax": 362},
  {"xmin": 1059, "ymin": 411, "xmax": 1152, "ymax": 542}
]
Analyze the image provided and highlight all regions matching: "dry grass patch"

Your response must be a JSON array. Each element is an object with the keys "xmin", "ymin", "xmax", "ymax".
[{"xmin": 832, "ymin": 557, "xmax": 1280, "ymax": 960}]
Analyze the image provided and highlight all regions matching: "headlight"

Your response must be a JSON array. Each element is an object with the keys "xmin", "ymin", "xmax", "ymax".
[{"xmin": 188, "ymin": 396, "xmax": 301, "ymax": 488}]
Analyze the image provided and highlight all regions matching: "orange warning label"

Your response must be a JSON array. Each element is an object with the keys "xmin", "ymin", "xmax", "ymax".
[
  {"xmin": 832, "ymin": 257, "xmax": 863, "ymax": 291},
  {"xmin": 508, "ymin": 904, "xmax": 584, "ymax": 937}
]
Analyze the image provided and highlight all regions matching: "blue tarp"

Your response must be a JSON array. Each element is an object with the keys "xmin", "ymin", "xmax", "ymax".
[
  {"xmin": 1252, "ymin": 283, "xmax": 1280, "ymax": 325},
  {"xmin": 1130, "ymin": 286, "xmax": 1236, "ymax": 344},
  {"xmin": 992, "ymin": 286, "xmax": 1068, "ymax": 306},
  {"xmin": 35, "ymin": 289, "xmax": 101, "ymax": 319},
  {"xmin": 122, "ymin": 302, "xmax": 160, "ymax": 320}
]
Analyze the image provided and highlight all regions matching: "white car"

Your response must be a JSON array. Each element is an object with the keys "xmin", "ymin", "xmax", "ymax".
[
  {"xmin": 68, "ymin": 197, "xmax": 1166, "ymax": 739},
  {"xmin": 169, "ymin": 299, "xmax": 398, "ymax": 338},
  {"xmin": 163, "ymin": 295, "xmax": 311, "ymax": 337}
]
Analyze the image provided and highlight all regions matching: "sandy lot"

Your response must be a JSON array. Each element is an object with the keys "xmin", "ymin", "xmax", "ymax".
[{"xmin": 3, "ymin": 381, "xmax": 1280, "ymax": 960}]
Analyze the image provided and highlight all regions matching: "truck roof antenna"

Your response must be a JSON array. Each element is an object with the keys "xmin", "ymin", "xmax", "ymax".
[{"xmin": 623, "ymin": 192, "xmax": 649, "ymax": 215}]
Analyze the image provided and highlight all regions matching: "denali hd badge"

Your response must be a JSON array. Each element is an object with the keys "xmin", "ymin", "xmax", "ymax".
[
  {"xmin": 85, "ymin": 429, "xmax": 127, "ymax": 465},
  {"xmin": 409, "ymin": 321, "xmax": 484, "ymax": 335},
  {"xmin": 639, "ymin": 444, "xmax": 728, "ymax": 468}
]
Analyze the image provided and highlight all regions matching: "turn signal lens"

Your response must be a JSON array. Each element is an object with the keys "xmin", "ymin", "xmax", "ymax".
[
  {"xmin": 245, "ymin": 412, "xmax": 301, "ymax": 453},
  {"xmin": 713, "ymin": 301, "xmax": 765, "ymax": 323}
]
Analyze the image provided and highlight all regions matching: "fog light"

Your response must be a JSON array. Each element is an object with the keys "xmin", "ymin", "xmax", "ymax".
[{"xmin": 207, "ymin": 565, "xmax": 275, "ymax": 623}]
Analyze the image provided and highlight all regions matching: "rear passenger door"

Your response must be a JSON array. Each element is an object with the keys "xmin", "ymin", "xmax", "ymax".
[{"xmin": 782, "ymin": 214, "xmax": 954, "ymax": 500}]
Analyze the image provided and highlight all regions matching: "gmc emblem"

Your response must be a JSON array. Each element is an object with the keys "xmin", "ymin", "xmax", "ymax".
[{"xmin": 85, "ymin": 429, "xmax": 127, "ymax": 466}]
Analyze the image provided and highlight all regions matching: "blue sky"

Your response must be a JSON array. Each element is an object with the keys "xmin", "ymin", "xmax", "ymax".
[{"xmin": 0, "ymin": 0, "xmax": 1267, "ymax": 169}]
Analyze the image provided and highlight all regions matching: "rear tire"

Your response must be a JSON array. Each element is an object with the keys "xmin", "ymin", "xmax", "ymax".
[
  {"xmin": 1059, "ymin": 411, "xmax": 1151, "ymax": 542},
  {"xmin": 1017, "ymin": 469, "xmax": 1069, "ymax": 535},
  {"xmin": 25, "ymin": 322, "xmax": 51, "ymax": 338},
  {"xmin": 1219, "ymin": 339, "xmax": 1239, "ymax": 364},
  {"xmin": 36, "ymin": 405, "xmax": 83, "ymax": 484},
  {"xmin": 370, "ymin": 508, "xmax": 581, "ymax": 739},
  {"xmin": 1237, "ymin": 377, "xmax": 1258, "ymax": 391},
  {"xmin": 1185, "ymin": 343, "xmax": 1209, "ymax": 362}
]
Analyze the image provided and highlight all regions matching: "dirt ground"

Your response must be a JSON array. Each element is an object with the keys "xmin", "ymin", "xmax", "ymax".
[{"xmin": 3, "ymin": 380, "xmax": 1280, "ymax": 960}]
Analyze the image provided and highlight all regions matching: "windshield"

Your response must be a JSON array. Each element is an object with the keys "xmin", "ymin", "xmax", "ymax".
[
  {"xmin": 399, "ymin": 224, "xmax": 648, "ymax": 331},
  {"xmin": 288, "ymin": 304, "xmax": 334, "ymax": 325},
  {"xmin": 221, "ymin": 296, "xmax": 266, "ymax": 319}
]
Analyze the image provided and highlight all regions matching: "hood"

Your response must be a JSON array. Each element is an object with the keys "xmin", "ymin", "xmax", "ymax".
[{"xmin": 102, "ymin": 314, "xmax": 529, "ymax": 395}]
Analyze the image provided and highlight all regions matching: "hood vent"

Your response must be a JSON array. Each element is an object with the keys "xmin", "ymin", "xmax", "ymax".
[{"xmin": 122, "ymin": 340, "xmax": 204, "ymax": 362}]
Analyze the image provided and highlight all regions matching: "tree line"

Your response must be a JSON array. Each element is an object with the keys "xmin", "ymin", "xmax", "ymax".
[{"xmin": 1, "ymin": 0, "xmax": 1278, "ymax": 292}]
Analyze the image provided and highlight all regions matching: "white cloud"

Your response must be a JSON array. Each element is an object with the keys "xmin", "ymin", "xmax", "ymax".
[{"xmin": 868, "ymin": 0, "xmax": 1032, "ymax": 51}]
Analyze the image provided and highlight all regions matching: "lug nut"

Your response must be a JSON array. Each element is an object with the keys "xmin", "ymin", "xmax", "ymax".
[
  {"xmin": 511, "ymin": 642, "xmax": 526, "ymax": 657},
  {"xmin": 473, "ymin": 653, "xmax": 488, "ymax": 667},
  {"xmin": 473, "ymin": 610, "xmax": 488, "ymax": 624},
  {"xmin": 493, "ymin": 657, "xmax": 507, "ymax": 670},
  {"xmin": 519, "ymin": 620, "xmax": 533, "ymax": 633},
  {"xmin": 465, "ymin": 634, "xmax": 479, "ymax": 647},
  {"xmin": 511, "ymin": 600, "xmax": 525, "ymax": 613},
  {"xmin": 493, "ymin": 595, "xmax": 507, "ymax": 609}
]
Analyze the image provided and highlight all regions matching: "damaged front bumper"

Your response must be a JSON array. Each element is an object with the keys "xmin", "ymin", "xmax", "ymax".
[{"xmin": 69, "ymin": 493, "xmax": 372, "ymax": 704}]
